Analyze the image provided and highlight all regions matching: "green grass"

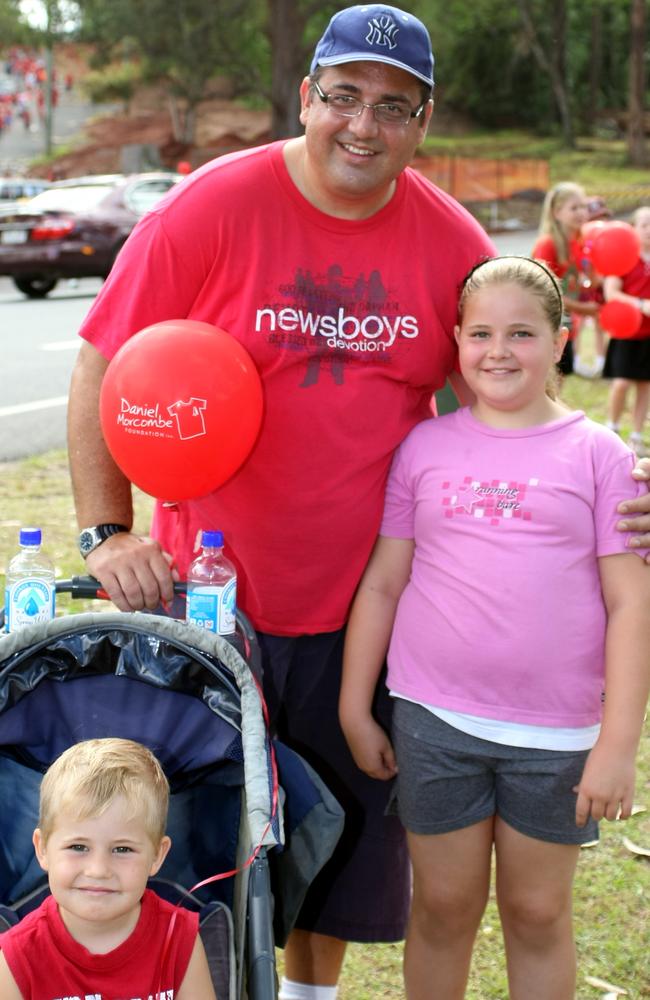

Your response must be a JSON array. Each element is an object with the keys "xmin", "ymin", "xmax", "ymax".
[{"xmin": 0, "ymin": 366, "xmax": 648, "ymax": 998}]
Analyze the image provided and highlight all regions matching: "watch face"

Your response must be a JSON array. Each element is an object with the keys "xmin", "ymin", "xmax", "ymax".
[{"xmin": 79, "ymin": 529, "xmax": 96, "ymax": 555}]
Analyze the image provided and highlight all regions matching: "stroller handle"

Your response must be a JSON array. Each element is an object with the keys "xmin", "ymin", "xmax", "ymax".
[{"xmin": 2, "ymin": 577, "xmax": 263, "ymax": 679}]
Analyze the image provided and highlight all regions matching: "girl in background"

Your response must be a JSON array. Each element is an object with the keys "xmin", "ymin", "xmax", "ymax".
[
  {"xmin": 532, "ymin": 182, "xmax": 599, "ymax": 375},
  {"xmin": 603, "ymin": 206, "xmax": 650, "ymax": 456}
]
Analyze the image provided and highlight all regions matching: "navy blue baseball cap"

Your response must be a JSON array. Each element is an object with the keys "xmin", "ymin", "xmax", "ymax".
[{"xmin": 311, "ymin": 5, "xmax": 434, "ymax": 88}]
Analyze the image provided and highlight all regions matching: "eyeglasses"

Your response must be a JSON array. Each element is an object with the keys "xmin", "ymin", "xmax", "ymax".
[{"xmin": 312, "ymin": 80, "xmax": 426, "ymax": 126}]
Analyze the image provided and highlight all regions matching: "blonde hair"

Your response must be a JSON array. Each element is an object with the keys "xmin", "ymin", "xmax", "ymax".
[
  {"xmin": 633, "ymin": 205, "xmax": 650, "ymax": 226},
  {"xmin": 459, "ymin": 256, "xmax": 565, "ymax": 399},
  {"xmin": 39, "ymin": 738, "xmax": 169, "ymax": 845},
  {"xmin": 538, "ymin": 181, "xmax": 586, "ymax": 265}
]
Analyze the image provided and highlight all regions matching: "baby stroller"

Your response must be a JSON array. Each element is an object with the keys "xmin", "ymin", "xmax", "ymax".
[{"xmin": 0, "ymin": 581, "xmax": 344, "ymax": 999}]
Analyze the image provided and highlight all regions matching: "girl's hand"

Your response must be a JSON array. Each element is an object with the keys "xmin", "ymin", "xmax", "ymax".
[
  {"xmin": 342, "ymin": 715, "xmax": 398, "ymax": 781},
  {"xmin": 574, "ymin": 742, "xmax": 636, "ymax": 826}
]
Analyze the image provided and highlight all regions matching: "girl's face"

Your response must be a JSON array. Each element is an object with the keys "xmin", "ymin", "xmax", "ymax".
[
  {"xmin": 456, "ymin": 282, "xmax": 567, "ymax": 428},
  {"xmin": 635, "ymin": 209, "xmax": 650, "ymax": 252},
  {"xmin": 553, "ymin": 194, "xmax": 587, "ymax": 237}
]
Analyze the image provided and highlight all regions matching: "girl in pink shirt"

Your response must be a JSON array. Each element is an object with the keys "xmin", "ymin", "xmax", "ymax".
[{"xmin": 340, "ymin": 256, "xmax": 650, "ymax": 1000}]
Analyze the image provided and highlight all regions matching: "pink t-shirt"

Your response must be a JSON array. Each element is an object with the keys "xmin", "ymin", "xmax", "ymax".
[
  {"xmin": 78, "ymin": 141, "xmax": 495, "ymax": 634},
  {"xmin": 0, "ymin": 889, "xmax": 197, "ymax": 999},
  {"xmin": 381, "ymin": 407, "xmax": 645, "ymax": 727}
]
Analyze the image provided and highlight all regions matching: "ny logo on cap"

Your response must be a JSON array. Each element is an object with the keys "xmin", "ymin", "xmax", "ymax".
[{"xmin": 366, "ymin": 14, "xmax": 399, "ymax": 50}]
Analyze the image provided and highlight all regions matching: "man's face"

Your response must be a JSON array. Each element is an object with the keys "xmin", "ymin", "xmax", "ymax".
[{"xmin": 298, "ymin": 61, "xmax": 432, "ymax": 218}]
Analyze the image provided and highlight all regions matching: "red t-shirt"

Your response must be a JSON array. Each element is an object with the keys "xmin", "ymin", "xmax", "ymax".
[
  {"xmin": 616, "ymin": 256, "xmax": 650, "ymax": 339},
  {"xmin": 531, "ymin": 233, "xmax": 585, "ymax": 338},
  {"xmin": 79, "ymin": 141, "xmax": 495, "ymax": 634},
  {"xmin": 0, "ymin": 890, "xmax": 197, "ymax": 999}
]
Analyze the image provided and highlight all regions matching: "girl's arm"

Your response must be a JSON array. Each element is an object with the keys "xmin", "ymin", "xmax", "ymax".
[
  {"xmin": 575, "ymin": 552, "xmax": 650, "ymax": 826},
  {"xmin": 604, "ymin": 274, "xmax": 650, "ymax": 318},
  {"xmin": 562, "ymin": 295, "xmax": 599, "ymax": 316},
  {"xmin": 340, "ymin": 535, "xmax": 414, "ymax": 780},
  {"xmin": 176, "ymin": 935, "xmax": 217, "ymax": 1000},
  {"xmin": 0, "ymin": 955, "xmax": 24, "ymax": 1000}
]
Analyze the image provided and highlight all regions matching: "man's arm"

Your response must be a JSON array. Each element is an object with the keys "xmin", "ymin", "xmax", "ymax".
[{"xmin": 67, "ymin": 341, "xmax": 175, "ymax": 610}]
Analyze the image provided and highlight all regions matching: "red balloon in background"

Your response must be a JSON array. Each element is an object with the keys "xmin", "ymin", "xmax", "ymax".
[
  {"xmin": 590, "ymin": 222, "xmax": 641, "ymax": 276},
  {"xmin": 176, "ymin": 160, "xmax": 192, "ymax": 175},
  {"xmin": 581, "ymin": 220, "xmax": 607, "ymax": 247},
  {"xmin": 599, "ymin": 300, "xmax": 643, "ymax": 339},
  {"xmin": 100, "ymin": 320, "xmax": 264, "ymax": 500}
]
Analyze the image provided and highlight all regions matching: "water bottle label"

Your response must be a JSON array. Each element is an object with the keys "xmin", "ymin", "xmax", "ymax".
[
  {"xmin": 186, "ymin": 578, "xmax": 236, "ymax": 634},
  {"xmin": 5, "ymin": 579, "xmax": 55, "ymax": 631}
]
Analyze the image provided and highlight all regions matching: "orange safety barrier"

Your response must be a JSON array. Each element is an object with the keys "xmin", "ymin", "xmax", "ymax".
[{"xmin": 412, "ymin": 155, "xmax": 550, "ymax": 203}]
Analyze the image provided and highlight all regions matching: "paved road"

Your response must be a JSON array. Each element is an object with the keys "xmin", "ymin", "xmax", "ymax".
[
  {"xmin": 0, "ymin": 71, "xmax": 117, "ymax": 174},
  {"xmin": 0, "ymin": 275, "xmax": 101, "ymax": 460}
]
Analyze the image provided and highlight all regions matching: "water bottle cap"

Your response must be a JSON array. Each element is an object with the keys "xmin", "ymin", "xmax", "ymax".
[
  {"xmin": 202, "ymin": 529, "xmax": 224, "ymax": 548},
  {"xmin": 19, "ymin": 528, "xmax": 42, "ymax": 546}
]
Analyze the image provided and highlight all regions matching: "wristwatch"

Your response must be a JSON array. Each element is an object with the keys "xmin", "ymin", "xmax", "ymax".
[{"xmin": 78, "ymin": 523, "xmax": 129, "ymax": 559}]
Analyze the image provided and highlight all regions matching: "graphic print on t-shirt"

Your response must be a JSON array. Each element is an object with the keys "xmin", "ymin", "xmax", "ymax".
[
  {"xmin": 442, "ymin": 475, "xmax": 540, "ymax": 526},
  {"xmin": 167, "ymin": 398, "xmax": 207, "ymax": 439},
  {"xmin": 254, "ymin": 264, "xmax": 420, "ymax": 387}
]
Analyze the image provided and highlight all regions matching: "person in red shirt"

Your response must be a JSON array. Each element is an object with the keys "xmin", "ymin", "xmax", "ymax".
[
  {"xmin": 532, "ymin": 182, "xmax": 599, "ymax": 375},
  {"xmin": 603, "ymin": 206, "xmax": 650, "ymax": 455},
  {"xmin": 0, "ymin": 738, "xmax": 216, "ymax": 1000}
]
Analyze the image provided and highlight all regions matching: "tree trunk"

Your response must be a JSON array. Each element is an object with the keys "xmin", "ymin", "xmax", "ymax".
[
  {"xmin": 585, "ymin": 0, "xmax": 603, "ymax": 132},
  {"xmin": 517, "ymin": 0, "xmax": 574, "ymax": 147},
  {"xmin": 267, "ymin": 0, "xmax": 310, "ymax": 138},
  {"xmin": 627, "ymin": 0, "xmax": 647, "ymax": 166}
]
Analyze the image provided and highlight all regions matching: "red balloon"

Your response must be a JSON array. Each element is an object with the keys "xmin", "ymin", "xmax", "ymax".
[
  {"xmin": 590, "ymin": 222, "xmax": 641, "ymax": 276},
  {"xmin": 100, "ymin": 320, "xmax": 264, "ymax": 500},
  {"xmin": 599, "ymin": 300, "xmax": 643, "ymax": 339},
  {"xmin": 581, "ymin": 220, "xmax": 607, "ymax": 247}
]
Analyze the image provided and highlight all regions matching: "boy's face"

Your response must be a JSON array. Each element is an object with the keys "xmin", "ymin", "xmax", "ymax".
[{"xmin": 33, "ymin": 795, "xmax": 170, "ymax": 945}]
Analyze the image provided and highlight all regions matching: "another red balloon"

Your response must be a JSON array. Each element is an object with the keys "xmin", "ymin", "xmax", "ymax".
[
  {"xmin": 590, "ymin": 222, "xmax": 641, "ymax": 276},
  {"xmin": 599, "ymin": 300, "xmax": 643, "ymax": 339},
  {"xmin": 100, "ymin": 320, "xmax": 264, "ymax": 500},
  {"xmin": 581, "ymin": 220, "xmax": 607, "ymax": 247}
]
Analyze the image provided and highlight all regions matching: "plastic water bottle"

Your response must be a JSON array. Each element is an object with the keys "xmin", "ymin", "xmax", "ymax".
[
  {"xmin": 186, "ymin": 530, "xmax": 237, "ymax": 637},
  {"xmin": 4, "ymin": 527, "xmax": 56, "ymax": 632}
]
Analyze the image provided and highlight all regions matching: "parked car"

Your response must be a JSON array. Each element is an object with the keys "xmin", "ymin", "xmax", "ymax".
[
  {"xmin": 0, "ymin": 177, "xmax": 50, "ymax": 210},
  {"xmin": 0, "ymin": 172, "xmax": 181, "ymax": 298}
]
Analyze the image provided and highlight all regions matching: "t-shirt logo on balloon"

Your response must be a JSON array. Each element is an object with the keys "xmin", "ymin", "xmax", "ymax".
[{"xmin": 100, "ymin": 320, "xmax": 263, "ymax": 502}]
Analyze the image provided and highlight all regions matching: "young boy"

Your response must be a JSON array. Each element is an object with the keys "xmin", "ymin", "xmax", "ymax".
[{"xmin": 0, "ymin": 738, "xmax": 217, "ymax": 999}]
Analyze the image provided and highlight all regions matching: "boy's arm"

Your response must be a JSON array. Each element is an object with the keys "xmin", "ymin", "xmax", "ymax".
[
  {"xmin": 175, "ymin": 935, "xmax": 217, "ymax": 1000},
  {"xmin": 575, "ymin": 552, "xmax": 650, "ymax": 826},
  {"xmin": 0, "ymin": 954, "xmax": 24, "ymax": 1000},
  {"xmin": 339, "ymin": 535, "xmax": 414, "ymax": 780}
]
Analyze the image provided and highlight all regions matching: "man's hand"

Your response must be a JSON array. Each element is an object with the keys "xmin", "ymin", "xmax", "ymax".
[
  {"xmin": 617, "ymin": 457, "xmax": 650, "ymax": 558},
  {"xmin": 341, "ymin": 714, "xmax": 398, "ymax": 781},
  {"xmin": 85, "ymin": 532, "xmax": 176, "ymax": 611}
]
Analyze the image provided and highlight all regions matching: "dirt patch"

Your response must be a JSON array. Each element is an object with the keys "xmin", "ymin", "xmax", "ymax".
[{"xmin": 39, "ymin": 50, "xmax": 272, "ymax": 177}]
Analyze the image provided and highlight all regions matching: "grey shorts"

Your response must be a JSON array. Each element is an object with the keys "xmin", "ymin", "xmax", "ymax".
[{"xmin": 390, "ymin": 699, "xmax": 598, "ymax": 845}]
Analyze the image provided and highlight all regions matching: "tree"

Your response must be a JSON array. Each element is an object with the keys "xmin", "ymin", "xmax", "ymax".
[
  {"xmin": 516, "ymin": 0, "xmax": 574, "ymax": 146},
  {"xmin": 265, "ymin": 0, "xmax": 337, "ymax": 138},
  {"xmin": 627, "ymin": 0, "xmax": 647, "ymax": 165}
]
